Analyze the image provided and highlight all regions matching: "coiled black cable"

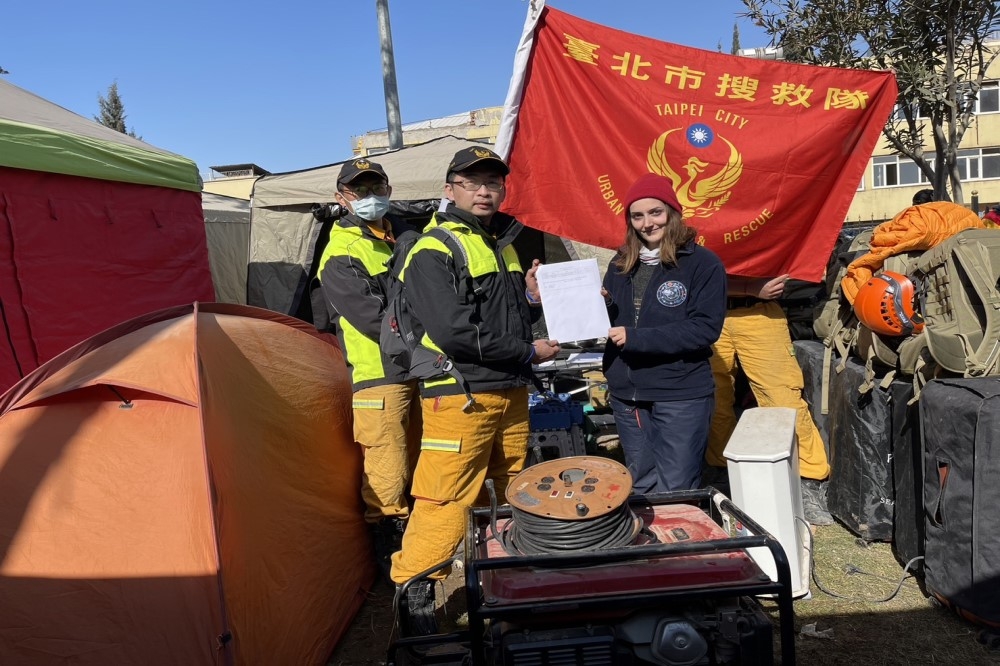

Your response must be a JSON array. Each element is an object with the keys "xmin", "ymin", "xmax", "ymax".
[{"xmin": 497, "ymin": 502, "xmax": 642, "ymax": 555}]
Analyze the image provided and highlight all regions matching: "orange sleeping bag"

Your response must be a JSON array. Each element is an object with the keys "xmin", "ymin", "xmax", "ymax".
[{"xmin": 841, "ymin": 201, "xmax": 984, "ymax": 304}]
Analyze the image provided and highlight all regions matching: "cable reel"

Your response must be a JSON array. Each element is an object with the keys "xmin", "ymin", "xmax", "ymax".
[{"xmin": 496, "ymin": 456, "xmax": 641, "ymax": 555}]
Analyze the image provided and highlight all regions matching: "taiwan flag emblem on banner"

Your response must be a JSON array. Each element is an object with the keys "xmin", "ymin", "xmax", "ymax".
[{"xmin": 496, "ymin": 4, "xmax": 898, "ymax": 282}]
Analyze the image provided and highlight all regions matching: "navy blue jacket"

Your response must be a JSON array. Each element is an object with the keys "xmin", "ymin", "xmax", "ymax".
[{"xmin": 602, "ymin": 241, "xmax": 726, "ymax": 402}]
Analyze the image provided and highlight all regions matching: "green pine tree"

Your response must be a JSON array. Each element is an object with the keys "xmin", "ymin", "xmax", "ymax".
[
  {"xmin": 95, "ymin": 82, "xmax": 141, "ymax": 139},
  {"xmin": 731, "ymin": 23, "xmax": 741, "ymax": 55}
]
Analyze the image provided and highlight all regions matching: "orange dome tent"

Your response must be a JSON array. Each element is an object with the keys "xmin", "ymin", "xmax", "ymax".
[{"xmin": 0, "ymin": 302, "xmax": 372, "ymax": 666}]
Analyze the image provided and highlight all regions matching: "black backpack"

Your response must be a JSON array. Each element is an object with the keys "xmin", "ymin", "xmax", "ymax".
[{"xmin": 380, "ymin": 226, "xmax": 479, "ymax": 408}]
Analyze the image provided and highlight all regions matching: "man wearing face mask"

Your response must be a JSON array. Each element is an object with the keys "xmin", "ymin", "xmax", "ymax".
[{"xmin": 317, "ymin": 158, "xmax": 420, "ymax": 584}]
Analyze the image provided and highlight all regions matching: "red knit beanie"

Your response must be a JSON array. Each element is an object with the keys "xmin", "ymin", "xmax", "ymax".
[{"xmin": 623, "ymin": 173, "xmax": 682, "ymax": 222}]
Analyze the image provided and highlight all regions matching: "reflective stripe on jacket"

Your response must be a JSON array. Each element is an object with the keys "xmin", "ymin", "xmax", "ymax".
[{"xmin": 318, "ymin": 214, "xmax": 409, "ymax": 390}]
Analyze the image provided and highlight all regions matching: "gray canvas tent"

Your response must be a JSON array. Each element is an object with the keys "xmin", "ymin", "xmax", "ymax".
[
  {"xmin": 247, "ymin": 135, "xmax": 575, "ymax": 329},
  {"xmin": 202, "ymin": 192, "xmax": 251, "ymax": 305}
]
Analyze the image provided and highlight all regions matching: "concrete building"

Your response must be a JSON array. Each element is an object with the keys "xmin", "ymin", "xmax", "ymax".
[
  {"xmin": 850, "ymin": 75, "xmax": 1000, "ymax": 224},
  {"xmin": 202, "ymin": 163, "xmax": 270, "ymax": 200},
  {"xmin": 351, "ymin": 107, "xmax": 502, "ymax": 156}
]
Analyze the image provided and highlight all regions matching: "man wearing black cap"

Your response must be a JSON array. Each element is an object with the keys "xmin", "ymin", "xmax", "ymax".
[
  {"xmin": 316, "ymin": 158, "xmax": 421, "ymax": 583},
  {"xmin": 388, "ymin": 146, "xmax": 560, "ymax": 634}
]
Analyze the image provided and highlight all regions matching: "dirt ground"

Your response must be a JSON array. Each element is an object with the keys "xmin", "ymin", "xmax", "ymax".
[
  {"xmin": 328, "ymin": 511, "xmax": 1000, "ymax": 666},
  {"xmin": 766, "ymin": 523, "xmax": 1000, "ymax": 665}
]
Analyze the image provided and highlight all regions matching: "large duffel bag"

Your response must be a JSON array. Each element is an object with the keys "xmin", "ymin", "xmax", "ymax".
[
  {"xmin": 825, "ymin": 353, "xmax": 895, "ymax": 541},
  {"xmin": 889, "ymin": 378, "xmax": 922, "ymax": 569},
  {"xmin": 793, "ymin": 339, "xmax": 829, "ymax": 456},
  {"xmin": 910, "ymin": 229, "xmax": 1000, "ymax": 377},
  {"xmin": 920, "ymin": 377, "xmax": 1000, "ymax": 626}
]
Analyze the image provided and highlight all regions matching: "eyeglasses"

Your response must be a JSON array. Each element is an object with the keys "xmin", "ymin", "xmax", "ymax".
[
  {"xmin": 344, "ymin": 183, "xmax": 389, "ymax": 198},
  {"xmin": 449, "ymin": 178, "xmax": 505, "ymax": 192}
]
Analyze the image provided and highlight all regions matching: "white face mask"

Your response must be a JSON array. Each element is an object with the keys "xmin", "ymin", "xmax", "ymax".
[{"xmin": 351, "ymin": 194, "xmax": 391, "ymax": 221}]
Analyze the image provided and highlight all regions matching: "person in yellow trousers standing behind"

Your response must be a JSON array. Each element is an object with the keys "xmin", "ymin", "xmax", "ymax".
[
  {"xmin": 389, "ymin": 147, "xmax": 560, "ymax": 635},
  {"xmin": 704, "ymin": 274, "xmax": 834, "ymax": 526},
  {"xmin": 317, "ymin": 158, "xmax": 422, "ymax": 581}
]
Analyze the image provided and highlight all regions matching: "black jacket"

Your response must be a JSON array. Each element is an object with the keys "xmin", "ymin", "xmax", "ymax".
[
  {"xmin": 602, "ymin": 241, "xmax": 726, "ymax": 402},
  {"xmin": 317, "ymin": 213, "xmax": 416, "ymax": 390},
  {"xmin": 402, "ymin": 205, "xmax": 537, "ymax": 397}
]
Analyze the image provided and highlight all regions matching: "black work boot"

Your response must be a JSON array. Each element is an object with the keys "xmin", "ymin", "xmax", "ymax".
[
  {"xmin": 400, "ymin": 579, "xmax": 437, "ymax": 636},
  {"xmin": 384, "ymin": 517, "xmax": 406, "ymax": 552},
  {"xmin": 371, "ymin": 518, "xmax": 406, "ymax": 585},
  {"xmin": 801, "ymin": 478, "xmax": 834, "ymax": 526}
]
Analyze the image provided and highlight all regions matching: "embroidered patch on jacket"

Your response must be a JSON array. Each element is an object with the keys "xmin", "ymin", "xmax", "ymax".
[{"xmin": 657, "ymin": 281, "xmax": 687, "ymax": 307}]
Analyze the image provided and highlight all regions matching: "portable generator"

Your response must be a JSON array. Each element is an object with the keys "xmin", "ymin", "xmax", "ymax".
[{"xmin": 389, "ymin": 457, "xmax": 795, "ymax": 666}]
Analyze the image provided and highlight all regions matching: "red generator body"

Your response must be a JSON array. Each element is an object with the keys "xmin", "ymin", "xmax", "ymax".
[{"xmin": 389, "ymin": 487, "xmax": 796, "ymax": 666}]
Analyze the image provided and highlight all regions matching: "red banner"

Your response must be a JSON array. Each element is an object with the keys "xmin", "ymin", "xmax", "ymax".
[{"xmin": 500, "ymin": 7, "xmax": 898, "ymax": 282}]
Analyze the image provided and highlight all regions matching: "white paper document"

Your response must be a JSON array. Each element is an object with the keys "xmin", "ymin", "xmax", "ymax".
[
  {"xmin": 536, "ymin": 259, "xmax": 611, "ymax": 343},
  {"xmin": 535, "ymin": 352, "xmax": 604, "ymax": 369}
]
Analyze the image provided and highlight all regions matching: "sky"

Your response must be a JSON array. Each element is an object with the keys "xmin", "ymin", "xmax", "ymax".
[{"xmin": 4, "ymin": 0, "xmax": 773, "ymax": 181}]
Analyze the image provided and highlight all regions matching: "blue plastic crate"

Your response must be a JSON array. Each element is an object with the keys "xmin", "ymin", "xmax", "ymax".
[{"xmin": 528, "ymin": 393, "xmax": 585, "ymax": 431}]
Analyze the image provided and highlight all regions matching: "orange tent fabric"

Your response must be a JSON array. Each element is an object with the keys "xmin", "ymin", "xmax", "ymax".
[
  {"xmin": 841, "ymin": 202, "xmax": 984, "ymax": 304},
  {"xmin": 0, "ymin": 303, "xmax": 373, "ymax": 666}
]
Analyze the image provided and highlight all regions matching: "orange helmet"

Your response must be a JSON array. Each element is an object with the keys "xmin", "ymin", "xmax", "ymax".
[{"xmin": 853, "ymin": 271, "xmax": 924, "ymax": 336}]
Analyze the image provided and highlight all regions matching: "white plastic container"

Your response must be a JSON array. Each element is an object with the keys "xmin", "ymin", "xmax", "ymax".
[{"xmin": 724, "ymin": 407, "xmax": 811, "ymax": 599}]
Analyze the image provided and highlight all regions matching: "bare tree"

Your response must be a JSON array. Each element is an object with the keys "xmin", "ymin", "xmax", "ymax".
[
  {"xmin": 95, "ymin": 82, "xmax": 141, "ymax": 140},
  {"xmin": 743, "ymin": 0, "xmax": 1000, "ymax": 203}
]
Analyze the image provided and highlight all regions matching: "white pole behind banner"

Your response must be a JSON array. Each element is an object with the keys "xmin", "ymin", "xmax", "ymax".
[{"xmin": 495, "ymin": 0, "xmax": 546, "ymax": 160}]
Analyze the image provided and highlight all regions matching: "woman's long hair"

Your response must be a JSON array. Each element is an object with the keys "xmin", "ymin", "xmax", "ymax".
[{"xmin": 613, "ymin": 205, "xmax": 696, "ymax": 273}]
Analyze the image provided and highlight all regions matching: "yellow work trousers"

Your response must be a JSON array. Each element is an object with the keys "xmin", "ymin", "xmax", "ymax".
[
  {"xmin": 391, "ymin": 386, "xmax": 529, "ymax": 583},
  {"xmin": 353, "ymin": 382, "xmax": 422, "ymax": 523},
  {"xmin": 706, "ymin": 301, "xmax": 831, "ymax": 480}
]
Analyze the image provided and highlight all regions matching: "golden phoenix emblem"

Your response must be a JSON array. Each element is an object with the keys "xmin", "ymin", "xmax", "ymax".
[
  {"xmin": 354, "ymin": 159, "xmax": 371, "ymax": 169},
  {"xmin": 647, "ymin": 128, "xmax": 743, "ymax": 219},
  {"xmin": 473, "ymin": 148, "xmax": 492, "ymax": 158}
]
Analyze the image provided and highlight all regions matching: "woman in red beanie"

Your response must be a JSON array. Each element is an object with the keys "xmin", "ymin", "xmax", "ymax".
[{"xmin": 601, "ymin": 173, "xmax": 727, "ymax": 492}]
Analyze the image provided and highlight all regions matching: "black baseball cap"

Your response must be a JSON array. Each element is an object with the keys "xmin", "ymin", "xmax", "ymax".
[
  {"xmin": 447, "ymin": 146, "xmax": 510, "ymax": 176},
  {"xmin": 337, "ymin": 158, "xmax": 388, "ymax": 186}
]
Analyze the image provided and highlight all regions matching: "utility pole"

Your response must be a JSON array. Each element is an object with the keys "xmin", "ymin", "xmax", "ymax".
[{"xmin": 375, "ymin": 0, "xmax": 403, "ymax": 150}]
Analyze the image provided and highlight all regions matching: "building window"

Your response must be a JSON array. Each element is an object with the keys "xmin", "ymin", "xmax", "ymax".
[
  {"xmin": 893, "ymin": 102, "xmax": 922, "ymax": 121},
  {"xmin": 984, "ymin": 148, "xmax": 1000, "ymax": 179},
  {"xmin": 875, "ymin": 148, "xmax": 1000, "ymax": 188},
  {"xmin": 954, "ymin": 148, "xmax": 1000, "ymax": 181},
  {"xmin": 894, "ymin": 81, "xmax": 997, "ymax": 118},
  {"xmin": 872, "ymin": 155, "xmax": 927, "ymax": 188},
  {"xmin": 978, "ymin": 81, "xmax": 999, "ymax": 114}
]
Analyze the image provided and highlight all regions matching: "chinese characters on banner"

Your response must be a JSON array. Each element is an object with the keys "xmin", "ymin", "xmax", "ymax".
[{"xmin": 498, "ymin": 6, "xmax": 898, "ymax": 281}]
